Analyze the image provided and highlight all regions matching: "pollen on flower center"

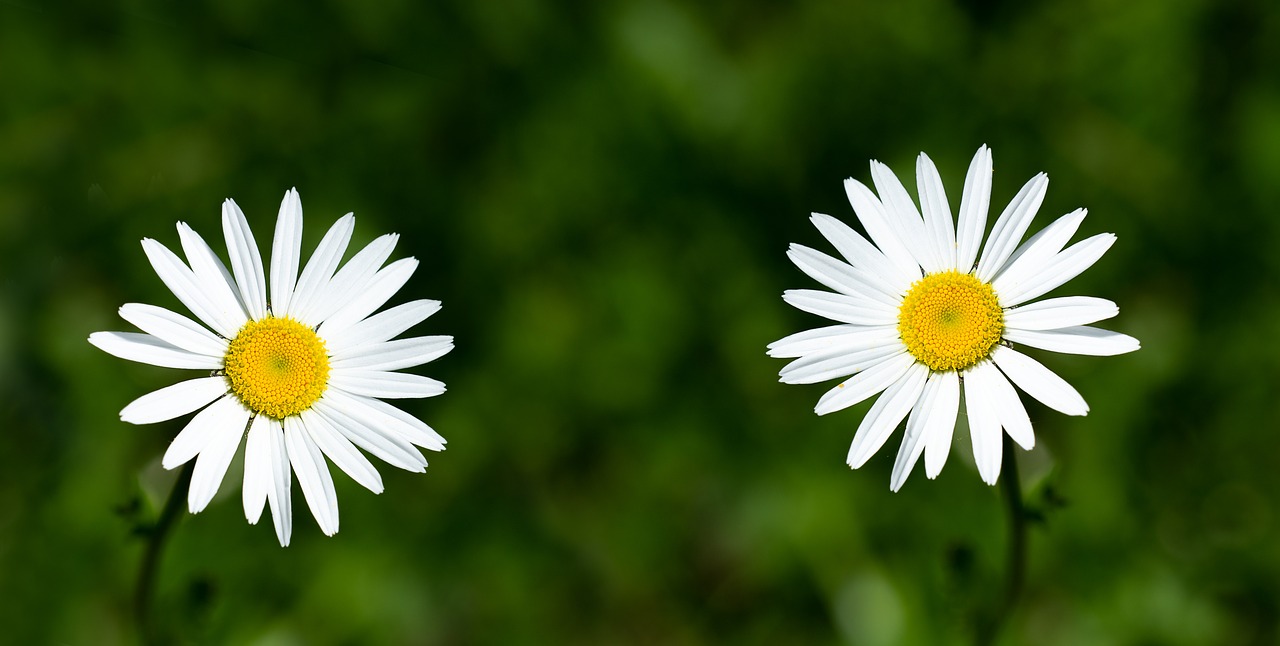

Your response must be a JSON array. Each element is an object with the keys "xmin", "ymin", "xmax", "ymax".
[
  {"xmin": 224, "ymin": 317, "xmax": 329, "ymax": 419},
  {"xmin": 897, "ymin": 270, "xmax": 1004, "ymax": 372}
]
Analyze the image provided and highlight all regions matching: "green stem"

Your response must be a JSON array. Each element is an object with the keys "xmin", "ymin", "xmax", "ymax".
[
  {"xmin": 976, "ymin": 435, "xmax": 1028, "ymax": 646},
  {"xmin": 134, "ymin": 462, "xmax": 194, "ymax": 645}
]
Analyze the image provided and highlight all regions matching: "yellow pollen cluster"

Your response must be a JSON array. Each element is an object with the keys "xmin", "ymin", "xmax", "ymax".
[
  {"xmin": 897, "ymin": 270, "xmax": 1004, "ymax": 372},
  {"xmin": 224, "ymin": 317, "xmax": 330, "ymax": 420}
]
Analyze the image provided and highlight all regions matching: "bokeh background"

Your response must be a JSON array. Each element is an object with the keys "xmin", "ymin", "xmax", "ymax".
[{"xmin": 1, "ymin": 1, "xmax": 1276, "ymax": 644}]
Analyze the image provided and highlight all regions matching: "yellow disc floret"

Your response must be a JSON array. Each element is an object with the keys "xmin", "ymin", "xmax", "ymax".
[
  {"xmin": 224, "ymin": 317, "xmax": 330, "ymax": 419},
  {"xmin": 897, "ymin": 270, "xmax": 1004, "ymax": 372}
]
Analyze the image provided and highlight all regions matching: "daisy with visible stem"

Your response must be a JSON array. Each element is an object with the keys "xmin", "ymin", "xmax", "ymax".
[
  {"xmin": 91, "ymin": 189, "xmax": 452, "ymax": 547},
  {"xmin": 768, "ymin": 145, "xmax": 1139, "ymax": 490}
]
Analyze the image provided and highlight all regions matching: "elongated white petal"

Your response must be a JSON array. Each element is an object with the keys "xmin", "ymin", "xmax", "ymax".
[
  {"xmin": 976, "ymin": 173, "xmax": 1048, "ymax": 282},
  {"xmin": 288, "ymin": 214, "xmax": 355, "ymax": 324},
  {"xmin": 997, "ymin": 233, "xmax": 1116, "ymax": 307},
  {"xmin": 991, "ymin": 345, "xmax": 1088, "ymax": 416},
  {"xmin": 242, "ymin": 413, "xmax": 273, "ymax": 524},
  {"xmin": 963, "ymin": 366, "xmax": 1003, "ymax": 485},
  {"xmin": 119, "ymin": 303, "xmax": 226, "ymax": 357},
  {"xmin": 323, "ymin": 389, "xmax": 446, "ymax": 450},
  {"xmin": 767, "ymin": 324, "xmax": 898, "ymax": 359},
  {"xmin": 221, "ymin": 199, "xmax": 268, "ymax": 320},
  {"xmin": 923, "ymin": 370, "xmax": 961, "ymax": 478},
  {"xmin": 870, "ymin": 160, "xmax": 935, "ymax": 272},
  {"xmin": 810, "ymin": 212, "xmax": 915, "ymax": 290},
  {"xmin": 787, "ymin": 245, "xmax": 900, "ymax": 306},
  {"xmin": 991, "ymin": 209, "xmax": 1086, "ymax": 292},
  {"xmin": 300, "ymin": 409, "xmax": 384, "ymax": 493},
  {"xmin": 979, "ymin": 363, "xmax": 1035, "ymax": 450},
  {"xmin": 263, "ymin": 418, "xmax": 293, "ymax": 547},
  {"xmin": 1005, "ymin": 325, "xmax": 1140, "ymax": 356},
  {"xmin": 917, "ymin": 152, "xmax": 957, "ymax": 271},
  {"xmin": 141, "ymin": 238, "xmax": 240, "ymax": 337},
  {"xmin": 305, "ymin": 233, "xmax": 398, "ymax": 325},
  {"xmin": 330, "ymin": 370, "xmax": 446, "ymax": 399},
  {"xmin": 844, "ymin": 179, "xmax": 921, "ymax": 279},
  {"xmin": 323, "ymin": 299, "xmax": 443, "ymax": 354},
  {"xmin": 332, "ymin": 336, "xmax": 453, "ymax": 371},
  {"xmin": 120, "ymin": 377, "xmax": 228, "ymax": 425},
  {"xmin": 956, "ymin": 145, "xmax": 992, "ymax": 272},
  {"xmin": 313, "ymin": 401, "xmax": 427, "ymax": 471},
  {"xmin": 162, "ymin": 395, "xmax": 241, "ymax": 469},
  {"xmin": 848, "ymin": 363, "xmax": 928, "ymax": 468},
  {"xmin": 187, "ymin": 402, "xmax": 251, "ymax": 513},
  {"xmin": 285, "ymin": 416, "xmax": 339, "ymax": 536},
  {"xmin": 890, "ymin": 370, "xmax": 948, "ymax": 491},
  {"xmin": 1004, "ymin": 296, "xmax": 1118, "ymax": 331},
  {"xmin": 814, "ymin": 351, "xmax": 914, "ymax": 416},
  {"xmin": 780, "ymin": 343, "xmax": 903, "ymax": 385},
  {"xmin": 89, "ymin": 332, "xmax": 221, "ymax": 370},
  {"xmin": 782, "ymin": 289, "xmax": 897, "ymax": 326},
  {"xmin": 176, "ymin": 223, "xmax": 250, "ymax": 331},
  {"xmin": 270, "ymin": 188, "xmax": 303, "ymax": 315},
  {"xmin": 319, "ymin": 258, "xmax": 418, "ymax": 336}
]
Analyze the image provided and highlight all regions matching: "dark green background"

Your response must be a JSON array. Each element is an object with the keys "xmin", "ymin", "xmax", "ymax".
[{"xmin": 1, "ymin": 1, "xmax": 1275, "ymax": 644}]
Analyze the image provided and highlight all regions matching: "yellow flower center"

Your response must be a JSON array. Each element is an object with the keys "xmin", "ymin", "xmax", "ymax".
[
  {"xmin": 897, "ymin": 270, "xmax": 1004, "ymax": 372},
  {"xmin": 224, "ymin": 317, "xmax": 330, "ymax": 419}
]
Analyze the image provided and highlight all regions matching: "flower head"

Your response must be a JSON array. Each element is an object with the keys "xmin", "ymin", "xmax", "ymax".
[
  {"xmin": 769, "ymin": 146, "xmax": 1139, "ymax": 490},
  {"xmin": 90, "ymin": 189, "xmax": 452, "ymax": 545}
]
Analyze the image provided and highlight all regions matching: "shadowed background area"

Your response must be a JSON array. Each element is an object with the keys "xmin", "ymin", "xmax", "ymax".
[{"xmin": 1, "ymin": 1, "xmax": 1277, "ymax": 644}]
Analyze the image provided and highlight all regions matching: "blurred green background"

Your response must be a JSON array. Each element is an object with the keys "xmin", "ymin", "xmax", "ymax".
[{"xmin": 1, "ymin": 0, "xmax": 1276, "ymax": 644}]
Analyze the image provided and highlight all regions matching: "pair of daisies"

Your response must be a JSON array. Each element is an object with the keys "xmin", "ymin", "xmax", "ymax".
[{"xmin": 92, "ymin": 146, "xmax": 1136, "ymax": 545}]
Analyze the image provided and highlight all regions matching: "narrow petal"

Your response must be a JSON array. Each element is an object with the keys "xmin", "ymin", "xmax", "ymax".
[
  {"xmin": 323, "ymin": 389, "xmax": 446, "ymax": 450},
  {"xmin": 329, "ymin": 370, "xmax": 447, "ymax": 399},
  {"xmin": 221, "ymin": 199, "xmax": 268, "ymax": 320},
  {"xmin": 332, "ymin": 336, "xmax": 454, "ymax": 371},
  {"xmin": 780, "ymin": 343, "xmax": 903, "ymax": 385},
  {"xmin": 313, "ymin": 400, "xmax": 427, "ymax": 471},
  {"xmin": 990, "ymin": 209, "xmax": 1086, "ymax": 293},
  {"xmin": 766, "ymin": 324, "xmax": 897, "ymax": 358},
  {"xmin": 319, "ymin": 258, "xmax": 419, "ymax": 336},
  {"xmin": 242, "ymin": 413, "xmax": 272, "ymax": 524},
  {"xmin": 1005, "ymin": 325, "xmax": 1140, "ymax": 356},
  {"xmin": 976, "ymin": 173, "xmax": 1048, "ymax": 282},
  {"xmin": 996, "ymin": 233, "xmax": 1116, "ymax": 307},
  {"xmin": 870, "ymin": 160, "xmax": 935, "ymax": 271},
  {"xmin": 963, "ymin": 366, "xmax": 1004, "ymax": 485},
  {"xmin": 323, "ymin": 299, "xmax": 443, "ymax": 354},
  {"xmin": 187, "ymin": 402, "xmax": 252, "ymax": 513},
  {"xmin": 1003, "ymin": 296, "xmax": 1118, "ymax": 331},
  {"xmin": 787, "ymin": 245, "xmax": 901, "ymax": 307},
  {"xmin": 176, "ymin": 223, "xmax": 250, "ymax": 331},
  {"xmin": 288, "ymin": 214, "xmax": 355, "ymax": 324},
  {"xmin": 119, "ymin": 303, "xmax": 226, "ymax": 356},
  {"xmin": 140, "ymin": 238, "xmax": 240, "ymax": 337},
  {"xmin": 120, "ymin": 377, "xmax": 228, "ymax": 425},
  {"xmin": 917, "ymin": 152, "xmax": 957, "ymax": 271},
  {"xmin": 304, "ymin": 233, "xmax": 398, "ymax": 326},
  {"xmin": 782, "ymin": 289, "xmax": 897, "ymax": 326},
  {"xmin": 890, "ymin": 370, "xmax": 947, "ymax": 491},
  {"xmin": 956, "ymin": 145, "xmax": 992, "ymax": 272},
  {"xmin": 847, "ymin": 363, "xmax": 928, "ymax": 468},
  {"xmin": 843, "ymin": 178, "xmax": 922, "ymax": 280},
  {"xmin": 263, "ymin": 418, "xmax": 293, "ymax": 547},
  {"xmin": 162, "ymin": 395, "xmax": 241, "ymax": 469},
  {"xmin": 89, "ymin": 332, "xmax": 221, "ymax": 370},
  {"xmin": 300, "ymin": 409, "xmax": 384, "ymax": 493},
  {"xmin": 285, "ymin": 416, "xmax": 339, "ymax": 536},
  {"xmin": 814, "ymin": 351, "xmax": 914, "ymax": 416},
  {"xmin": 809, "ymin": 212, "xmax": 915, "ymax": 290},
  {"xmin": 991, "ymin": 345, "xmax": 1088, "ymax": 416},
  {"xmin": 979, "ymin": 363, "xmax": 1035, "ymax": 450},
  {"xmin": 923, "ymin": 370, "xmax": 961, "ymax": 479},
  {"xmin": 270, "ymin": 188, "xmax": 304, "ymax": 315}
]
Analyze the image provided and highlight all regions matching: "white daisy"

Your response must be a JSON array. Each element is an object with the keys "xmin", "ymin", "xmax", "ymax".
[
  {"xmin": 768, "ymin": 146, "xmax": 1139, "ymax": 491},
  {"xmin": 90, "ymin": 189, "xmax": 452, "ymax": 545}
]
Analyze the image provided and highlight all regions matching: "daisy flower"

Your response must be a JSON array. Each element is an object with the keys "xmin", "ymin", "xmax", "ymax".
[
  {"xmin": 90, "ymin": 189, "xmax": 452, "ymax": 545},
  {"xmin": 768, "ymin": 146, "xmax": 1139, "ymax": 491}
]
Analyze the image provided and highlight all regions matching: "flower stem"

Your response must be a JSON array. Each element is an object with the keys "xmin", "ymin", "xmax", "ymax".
[
  {"xmin": 134, "ymin": 462, "xmax": 194, "ymax": 645},
  {"xmin": 976, "ymin": 434, "xmax": 1028, "ymax": 645}
]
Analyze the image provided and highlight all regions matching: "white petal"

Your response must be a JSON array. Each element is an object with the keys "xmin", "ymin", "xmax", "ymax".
[
  {"xmin": 162, "ymin": 395, "xmax": 240, "ymax": 469},
  {"xmin": 766, "ymin": 324, "xmax": 897, "ymax": 358},
  {"xmin": 263, "ymin": 418, "xmax": 293, "ymax": 547},
  {"xmin": 120, "ymin": 377, "xmax": 228, "ymax": 425},
  {"xmin": 963, "ymin": 366, "xmax": 1004, "ymax": 485},
  {"xmin": 332, "ymin": 336, "xmax": 454, "ymax": 371},
  {"xmin": 300, "ymin": 409, "xmax": 384, "ymax": 493},
  {"xmin": 916, "ymin": 152, "xmax": 957, "ymax": 271},
  {"xmin": 285, "ymin": 416, "xmax": 339, "ymax": 536},
  {"xmin": 923, "ymin": 370, "xmax": 961, "ymax": 479},
  {"xmin": 1005, "ymin": 325, "xmax": 1140, "ymax": 356},
  {"xmin": 323, "ymin": 389, "xmax": 446, "ymax": 450},
  {"xmin": 269, "ymin": 189, "xmax": 304, "ymax": 316},
  {"xmin": 288, "ymin": 214, "xmax": 355, "ymax": 323},
  {"xmin": 992, "ymin": 345, "xmax": 1088, "ymax": 416},
  {"xmin": 847, "ymin": 363, "xmax": 928, "ymax": 468},
  {"xmin": 313, "ymin": 401, "xmax": 427, "ymax": 472},
  {"xmin": 780, "ymin": 343, "xmax": 903, "ymax": 385},
  {"xmin": 242, "ymin": 413, "xmax": 272, "ymax": 524},
  {"xmin": 787, "ymin": 245, "xmax": 901, "ymax": 307},
  {"xmin": 176, "ymin": 223, "xmax": 250, "ymax": 332},
  {"xmin": 1003, "ymin": 296, "xmax": 1118, "ymax": 331},
  {"xmin": 809, "ymin": 212, "xmax": 915, "ymax": 290},
  {"xmin": 991, "ymin": 209, "xmax": 1086, "ymax": 293},
  {"xmin": 323, "ymin": 299, "xmax": 443, "ymax": 354},
  {"xmin": 187, "ymin": 401, "xmax": 251, "ymax": 513},
  {"xmin": 329, "ymin": 369, "xmax": 446, "ymax": 399},
  {"xmin": 996, "ymin": 233, "xmax": 1116, "ymax": 307},
  {"xmin": 981, "ymin": 364, "xmax": 1035, "ymax": 450},
  {"xmin": 890, "ymin": 371, "xmax": 959, "ymax": 491},
  {"xmin": 814, "ymin": 351, "xmax": 914, "ymax": 416},
  {"xmin": 221, "ymin": 199, "xmax": 268, "ymax": 320},
  {"xmin": 119, "ymin": 303, "xmax": 226, "ymax": 356},
  {"xmin": 956, "ymin": 145, "xmax": 992, "ymax": 272},
  {"xmin": 318, "ymin": 258, "xmax": 418, "ymax": 336},
  {"xmin": 140, "ymin": 238, "xmax": 240, "ymax": 337},
  {"xmin": 870, "ymin": 160, "xmax": 935, "ymax": 272},
  {"xmin": 782, "ymin": 289, "xmax": 897, "ymax": 326},
  {"xmin": 843, "ymin": 178, "xmax": 922, "ymax": 280},
  {"xmin": 89, "ymin": 332, "xmax": 221, "ymax": 370},
  {"xmin": 305, "ymin": 233, "xmax": 398, "ymax": 326},
  {"xmin": 976, "ymin": 173, "xmax": 1048, "ymax": 282}
]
